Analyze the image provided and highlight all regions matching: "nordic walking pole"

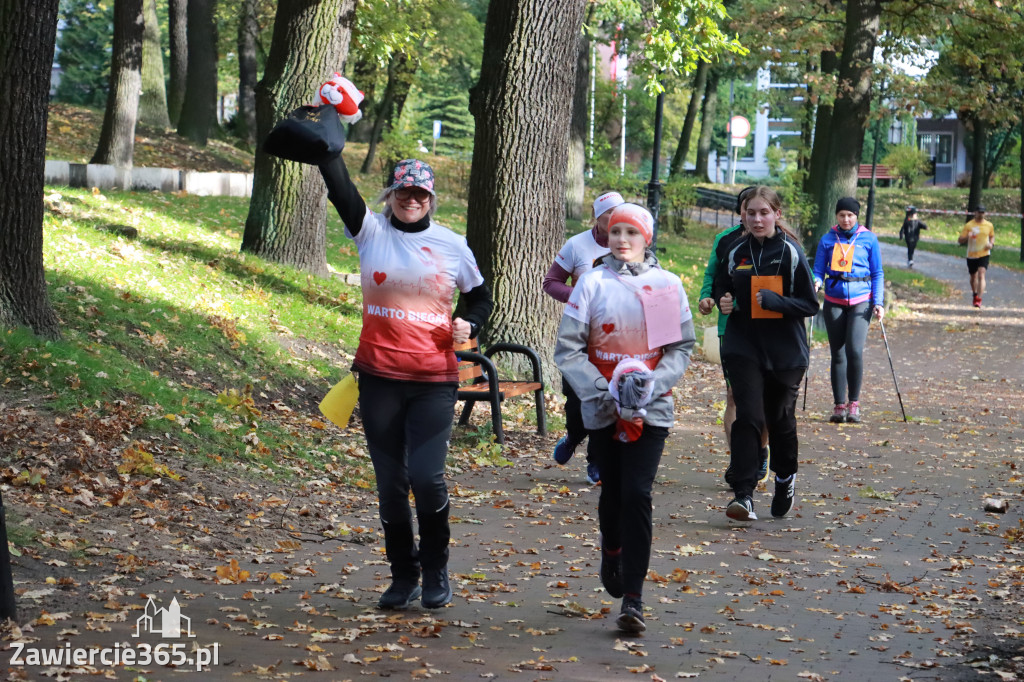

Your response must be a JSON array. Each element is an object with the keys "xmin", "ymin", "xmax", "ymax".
[
  {"xmin": 878, "ymin": 319, "xmax": 908, "ymax": 422},
  {"xmin": 802, "ymin": 314, "xmax": 814, "ymax": 410}
]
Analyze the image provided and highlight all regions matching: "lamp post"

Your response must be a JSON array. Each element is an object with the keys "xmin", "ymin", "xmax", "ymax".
[{"xmin": 647, "ymin": 90, "xmax": 665, "ymax": 250}]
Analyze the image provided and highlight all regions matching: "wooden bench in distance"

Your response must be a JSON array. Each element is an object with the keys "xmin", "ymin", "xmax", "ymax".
[
  {"xmin": 453, "ymin": 338, "xmax": 546, "ymax": 445},
  {"xmin": 857, "ymin": 164, "xmax": 895, "ymax": 183}
]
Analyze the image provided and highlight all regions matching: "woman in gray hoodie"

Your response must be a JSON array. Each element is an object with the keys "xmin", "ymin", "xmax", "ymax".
[{"xmin": 555, "ymin": 203, "xmax": 695, "ymax": 635}]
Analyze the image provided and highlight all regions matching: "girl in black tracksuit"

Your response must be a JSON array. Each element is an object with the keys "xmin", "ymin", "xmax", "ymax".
[
  {"xmin": 713, "ymin": 186, "xmax": 818, "ymax": 521},
  {"xmin": 898, "ymin": 207, "xmax": 927, "ymax": 266}
]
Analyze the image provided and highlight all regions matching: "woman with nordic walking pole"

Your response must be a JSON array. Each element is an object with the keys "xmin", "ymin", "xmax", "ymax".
[{"xmin": 812, "ymin": 197, "xmax": 885, "ymax": 424}]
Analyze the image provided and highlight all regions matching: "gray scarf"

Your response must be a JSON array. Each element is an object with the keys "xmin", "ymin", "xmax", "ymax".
[{"xmin": 602, "ymin": 249, "xmax": 659, "ymax": 276}]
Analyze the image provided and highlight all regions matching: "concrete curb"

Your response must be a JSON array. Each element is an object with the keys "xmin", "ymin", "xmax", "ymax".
[{"xmin": 44, "ymin": 160, "xmax": 253, "ymax": 197}]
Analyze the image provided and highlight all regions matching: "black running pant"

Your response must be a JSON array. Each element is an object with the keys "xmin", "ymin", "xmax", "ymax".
[
  {"xmin": 724, "ymin": 357, "xmax": 803, "ymax": 499},
  {"xmin": 358, "ymin": 372, "xmax": 456, "ymax": 524},
  {"xmin": 561, "ymin": 375, "xmax": 594, "ymax": 463},
  {"xmin": 588, "ymin": 423, "xmax": 669, "ymax": 596}
]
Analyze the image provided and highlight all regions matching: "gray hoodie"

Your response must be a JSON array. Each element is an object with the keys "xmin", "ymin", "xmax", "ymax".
[{"xmin": 554, "ymin": 251, "xmax": 696, "ymax": 431}]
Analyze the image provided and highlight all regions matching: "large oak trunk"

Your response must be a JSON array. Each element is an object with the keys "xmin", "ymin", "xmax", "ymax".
[
  {"xmin": 694, "ymin": 68, "xmax": 720, "ymax": 183},
  {"xmin": 91, "ymin": 0, "xmax": 144, "ymax": 168},
  {"xmin": 812, "ymin": 0, "xmax": 882, "ymax": 244},
  {"xmin": 236, "ymin": 0, "xmax": 259, "ymax": 148},
  {"xmin": 177, "ymin": 0, "xmax": 219, "ymax": 145},
  {"xmin": 565, "ymin": 30, "xmax": 589, "ymax": 221},
  {"xmin": 0, "ymin": 0, "xmax": 62, "ymax": 340},
  {"xmin": 241, "ymin": 0, "xmax": 356, "ymax": 276},
  {"xmin": 466, "ymin": 0, "xmax": 586, "ymax": 372},
  {"xmin": 167, "ymin": 0, "xmax": 188, "ymax": 126},
  {"xmin": 138, "ymin": 0, "xmax": 170, "ymax": 128}
]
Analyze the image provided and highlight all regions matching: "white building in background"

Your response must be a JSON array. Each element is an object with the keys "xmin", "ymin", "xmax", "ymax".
[{"xmin": 708, "ymin": 66, "xmax": 798, "ymax": 181}]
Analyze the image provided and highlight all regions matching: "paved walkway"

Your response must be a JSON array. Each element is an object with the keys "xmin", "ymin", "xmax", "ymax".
[{"xmin": 16, "ymin": 246, "xmax": 1024, "ymax": 681}]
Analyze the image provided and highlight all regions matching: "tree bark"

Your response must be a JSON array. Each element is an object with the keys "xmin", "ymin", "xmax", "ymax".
[
  {"xmin": 804, "ymin": 49, "xmax": 837, "ymax": 201},
  {"xmin": 90, "ymin": 0, "xmax": 144, "ymax": 169},
  {"xmin": 565, "ymin": 29, "xmax": 589, "ymax": 221},
  {"xmin": 694, "ymin": 67, "xmax": 720, "ymax": 183},
  {"xmin": 167, "ymin": 0, "xmax": 188, "ymax": 126},
  {"xmin": 0, "ymin": 0, "xmax": 62, "ymax": 342},
  {"xmin": 177, "ymin": 0, "xmax": 219, "ymax": 145},
  {"xmin": 466, "ymin": 0, "xmax": 586, "ymax": 370},
  {"xmin": 967, "ymin": 117, "xmax": 986, "ymax": 213},
  {"xmin": 241, "ymin": 0, "xmax": 357, "ymax": 276},
  {"xmin": 811, "ymin": 0, "xmax": 882, "ymax": 244},
  {"xmin": 236, "ymin": 0, "xmax": 259, "ymax": 148},
  {"xmin": 797, "ymin": 54, "xmax": 816, "ymax": 177},
  {"xmin": 138, "ymin": 0, "xmax": 170, "ymax": 128},
  {"xmin": 360, "ymin": 51, "xmax": 412, "ymax": 175},
  {"xmin": 346, "ymin": 57, "xmax": 380, "ymax": 144},
  {"xmin": 669, "ymin": 60, "xmax": 709, "ymax": 179}
]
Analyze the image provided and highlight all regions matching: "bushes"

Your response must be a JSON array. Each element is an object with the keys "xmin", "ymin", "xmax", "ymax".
[{"xmin": 882, "ymin": 145, "xmax": 931, "ymax": 189}]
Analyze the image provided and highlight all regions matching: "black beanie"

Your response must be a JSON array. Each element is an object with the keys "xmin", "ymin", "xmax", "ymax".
[
  {"xmin": 735, "ymin": 186, "xmax": 757, "ymax": 215},
  {"xmin": 835, "ymin": 197, "xmax": 860, "ymax": 216}
]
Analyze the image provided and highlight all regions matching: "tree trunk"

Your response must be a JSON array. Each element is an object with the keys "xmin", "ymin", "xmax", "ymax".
[
  {"xmin": 90, "ymin": 0, "xmax": 144, "ymax": 169},
  {"xmin": 347, "ymin": 57, "xmax": 380, "ymax": 144},
  {"xmin": 565, "ymin": 29, "xmax": 589, "ymax": 221},
  {"xmin": 669, "ymin": 60, "xmax": 709, "ymax": 179},
  {"xmin": 797, "ymin": 54, "xmax": 816, "ymax": 177},
  {"xmin": 167, "ymin": 0, "xmax": 188, "ymax": 126},
  {"xmin": 967, "ymin": 117, "xmax": 986, "ymax": 214},
  {"xmin": 804, "ymin": 49, "xmax": 837, "ymax": 201},
  {"xmin": 361, "ymin": 51, "xmax": 410, "ymax": 175},
  {"xmin": 241, "ymin": 0, "xmax": 357, "ymax": 276},
  {"xmin": 138, "ymin": 0, "xmax": 170, "ymax": 128},
  {"xmin": 0, "ymin": 0, "xmax": 62, "ymax": 342},
  {"xmin": 466, "ymin": 0, "xmax": 586, "ymax": 370},
  {"xmin": 236, "ymin": 0, "xmax": 259, "ymax": 148},
  {"xmin": 177, "ymin": 0, "xmax": 219, "ymax": 145},
  {"xmin": 694, "ymin": 67, "xmax": 720, "ymax": 183},
  {"xmin": 811, "ymin": 0, "xmax": 882, "ymax": 244}
]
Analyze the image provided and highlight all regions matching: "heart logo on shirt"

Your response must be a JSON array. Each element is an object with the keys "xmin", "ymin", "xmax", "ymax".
[
  {"xmin": 373, "ymin": 272, "xmax": 387, "ymax": 285},
  {"xmin": 602, "ymin": 323, "xmax": 615, "ymax": 334},
  {"xmin": 642, "ymin": 285, "xmax": 653, "ymax": 293}
]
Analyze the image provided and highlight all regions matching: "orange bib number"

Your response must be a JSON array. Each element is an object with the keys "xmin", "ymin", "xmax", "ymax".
[
  {"xmin": 830, "ymin": 242, "xmax": 854, "ymax": 272},
  {"xmin": 750, "ymin": 275, "xmax": 783, "ymax": 319}
]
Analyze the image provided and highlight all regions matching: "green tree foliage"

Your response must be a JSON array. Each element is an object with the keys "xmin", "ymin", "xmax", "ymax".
[
  {"xmin": 417, "ymin": 88, "xmax": 474, "ymax": 154},
  {"xmin": 55, "ymin": 0, "xmax": 113, "ymax": 108},
  {"xmin": 882, "ymin": 144, "xmax": 930, "ymax": 189}
]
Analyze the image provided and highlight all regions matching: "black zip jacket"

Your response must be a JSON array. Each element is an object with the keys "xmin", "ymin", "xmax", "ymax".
[{"xmin": 712, "ymin": 229, "xmax": 819, "ymax": 370}]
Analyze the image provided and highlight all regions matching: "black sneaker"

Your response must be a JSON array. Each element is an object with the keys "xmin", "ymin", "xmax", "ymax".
[
  {"xmin": 377, "ymin": 580, "xmax": 422, "ymax": 610},
  {"xmin": 421, "ymin": 568, "xmax": 452, "ymax": 609},
  {"xmin": 771, "ymin": 475, "xmax": 796, "ymax": 518},
  {"xmin": 616, "ymin": 596, "xmax": 646, "ymax": 634},
  {"xmin": 726, "ymin": 496, "xmax": 757, "ymax": 521},
  {"xmin": 600, "ymin": 549, "xmax": 623, "ymax": 598}
]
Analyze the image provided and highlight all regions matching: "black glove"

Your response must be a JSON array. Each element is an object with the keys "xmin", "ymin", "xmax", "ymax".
[{"xmin": 263, "ymin": 104, "xmax": 346, "ymax": 165}]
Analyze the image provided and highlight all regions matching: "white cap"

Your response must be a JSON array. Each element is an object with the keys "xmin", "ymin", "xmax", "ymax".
[{"xmin": 593, "ymin": 191, "xmax": 625, "ymax": 218}]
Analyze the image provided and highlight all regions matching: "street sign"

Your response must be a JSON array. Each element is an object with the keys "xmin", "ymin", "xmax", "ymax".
[
  {"xmin": 432, "ymin": 120, "xmax": 442, "ymax": 140},
  {"xmin": 729, "ymin": 115, "xmax": 750, "ymax": 139},
  {"xmin": 732, "ymin": 138, "xmax": 747, "ymax": 147}
]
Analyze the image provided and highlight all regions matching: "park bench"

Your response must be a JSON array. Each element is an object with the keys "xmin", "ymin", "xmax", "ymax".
[
  {"xmin": 453, "ymin": 338, "xmax": 546, "ymax": 444},
  {"xmin": 857, "ymin": 164, "xmax": 895, "ymax": 185}
]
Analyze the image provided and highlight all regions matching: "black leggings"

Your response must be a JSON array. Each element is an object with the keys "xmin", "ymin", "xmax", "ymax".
[
  {"xmin": 561, "ymin": 376, "xmax": 594, "ymax": 462},
  {"xmin": 588, "ymin": 423, "xmax": 669, "ymax": 596},
  {"xmin": 906, "ymin": 238, "xmax": 918, "ymax": 261},
  {"xmin": 823, "ymin": 300, "xmax": 872, "ymax": 404},
  {"xmin": 358, "ymin": 372, "xmax": 456, "ymax": 524},
  {"xmin": 724, "ymin": 357, "xmax": 803, "ymax": 498}
]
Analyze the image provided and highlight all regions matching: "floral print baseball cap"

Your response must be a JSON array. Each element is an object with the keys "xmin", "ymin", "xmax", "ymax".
[{"xmin": 387, "ymin": 159, "xmax": 436, "ymax": 196}]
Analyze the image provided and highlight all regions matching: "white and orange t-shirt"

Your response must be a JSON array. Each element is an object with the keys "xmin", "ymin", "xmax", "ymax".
[
  {"xmin": 564, "ymin": 265, "xmax": 692, "ymax": 380},
  {"xmin": 554, "ymin": 229, "xmax": 610, "ymax": 281},
  {"xmin": 349, "ymin": 211, "xmax": 484, "ymax": 382}
]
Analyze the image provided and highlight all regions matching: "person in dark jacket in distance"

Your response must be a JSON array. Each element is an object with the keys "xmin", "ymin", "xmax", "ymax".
[
  {"xmin": 713, "ymin": 186, "xmax": 819, "ymax": 521},
  {"xmin": 898, "ymin": 206, "xmax": 927, "ymax": 267}
]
